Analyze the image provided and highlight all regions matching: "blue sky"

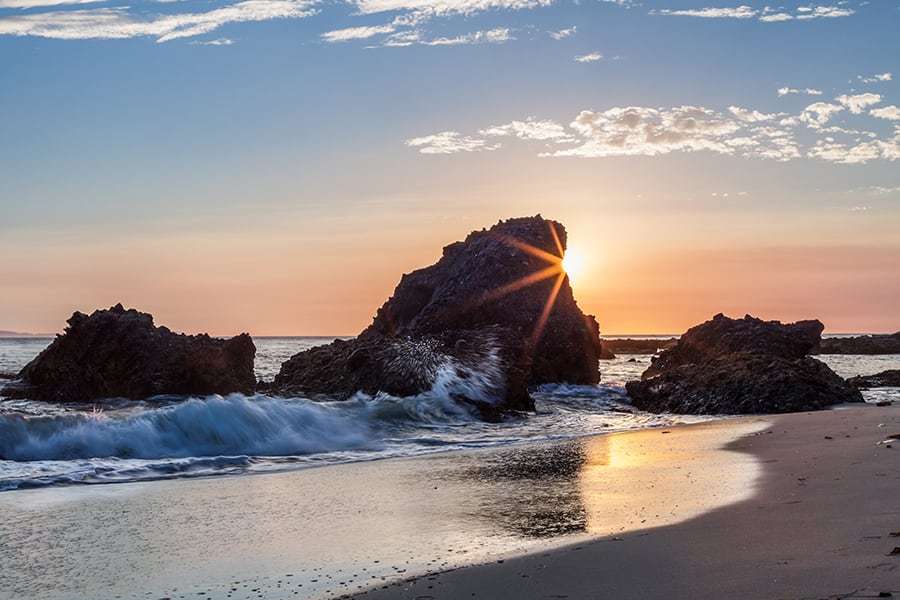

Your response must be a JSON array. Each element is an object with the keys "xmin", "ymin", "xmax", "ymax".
[{"xmin": 1, "ymin": 0, "xmax": 898, "ymax": 335}]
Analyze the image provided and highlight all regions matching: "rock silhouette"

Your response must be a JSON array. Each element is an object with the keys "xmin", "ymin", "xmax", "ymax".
[
  {"xmin": 847, "ymin": 369, "xmax": 900, "ymax": 389},
  {"xmin": 5, "ymin": 304, "xmax": 255, "ymax": 402},
  {"xmin": 816, "ymin": 333, "xmax": 900, "ymax": 355},
  {"xmin": 274, "ymin": 215, "xmax": 602, "ymax": 417},
  {"xmin": 626, "ymin": 314, "xmax": 863, "ymax": 414}
]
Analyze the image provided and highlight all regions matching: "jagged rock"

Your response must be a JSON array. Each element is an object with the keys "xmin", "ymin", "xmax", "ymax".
[
  {"xmin": 816, "ymin": 333, "xmax": 900, "ymax": 355},
  {"xmin": 848, "ymin": 370, "xmax": 900, "ymax": 388},
  {"xmin": 626, "ymin": 314, "xmax": 862, "ymax": 414},
  {"xmin": 274, "ymin": 216, "xmax": 603, "ymax": 417},
  {"xmin": 4, "ymin": 304, "xmax": 255, "ymax": 402}
]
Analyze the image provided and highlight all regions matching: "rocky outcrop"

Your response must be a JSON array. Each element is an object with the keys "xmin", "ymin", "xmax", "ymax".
[
  {"xmin": 274, "ymin": 216, "xmax": 603, "ymax": 417},
  {"xmin": 599, "ymin": 337, "xmax": 678, "ymax": 358},
  {"xmin": 816, "ymin": 333, "xmax": 900, "ymax": 355},
  {"xmin": 626, "ymin": 314, "xmax": 863, "ymax": 414},
  {"xmin": 848, "ymin": 370, "xmax": 900, "ymax": 388},
  {"xmin": 5, "ymin": 304, "xmax": 256, "ymax": 402}
]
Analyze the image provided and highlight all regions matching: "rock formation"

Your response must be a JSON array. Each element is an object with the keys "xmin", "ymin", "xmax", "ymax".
[
  {"xmin": 274, "ymin": 216, "xmax": 603, "ymax": 417},
  {"xmin": 847, "ymin": 370, "xmax": 900, "ymax": 389},
  {"xmin": 626, "ymin": 314, "xmax": 863, "ymax": 414},
  {"xmin": 5, "ymin": 304, "xmax": 256, "ymax": 402},
  {"xmin": 815, "ymin": 333, "xmax": 900, "ymax": 355}
]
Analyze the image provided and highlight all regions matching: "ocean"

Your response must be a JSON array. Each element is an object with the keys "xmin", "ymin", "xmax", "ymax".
[{"xmin": 1, "ymin": 336, "xmax": 898, "ymax": 492}]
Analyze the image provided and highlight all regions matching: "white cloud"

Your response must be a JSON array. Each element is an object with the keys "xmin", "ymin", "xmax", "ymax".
[
  {"xmin": 651, "ymin": 5, "xmax": 757, "ymax": 18},
  {"xmin": 574, "ymin": 51, "xmax": 602, "ymax": 63},
  {"xmin": 0, "ymin": 0, "xmax": 317, "ymax": 42},
  {"xmin": 549, "ymin": 26, "xmax": 575, "ymax": 39},
  {"xmin": 800, "ymin": 102, "xmax": 843, "ymax": 128},
  {"xmin": 652, "ymin": 4, "xmax": 854, "ymax": 22},
  {"xmin": 859, "ymin": 72, "xmax": 892, "ymax": 83},
  {"xmin": 406, "ymin": 131, "xmax": 500, "ymax": 154},
  {"xmin": 189, "ymin": 37, "xmax": 234, "ymax": 45},
  {"xmin": 0, "ymin": 0, "xmax": 102, "ymax": 8},
  {"xmin": 352, "ymin": 0, "xmax": 553, "ymax": 21},
  {"xmin": 836, "ymin": 92, "xmax": 882, "ymax": 114},
  {"xmin": 728, "ymin": 105, "xmax": 778, "ymax": 122},
  {"xmin": 322, "ymin": 24, "xmax": 394, "ymax": 42},
  {"xmin": 870, "ymin": 106, "xmax": 900, "ymax": 121},
  {"xmin": 480, "ymin": 118, "xmax": 572, "ymax": 142},
  {"xmin": 424, "ymin": 27, "xmax": 512, "ymax": 45},
  {"xmin": 777, "ymin": 87, "xmax": 823, "ymax": 96},
  {"xmin": 795, "ymin": 5, "xmax": 854, "ymax": 19}
]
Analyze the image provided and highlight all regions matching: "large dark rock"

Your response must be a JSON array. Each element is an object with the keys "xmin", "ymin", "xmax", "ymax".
[
  {"xmin": 5, "ymin": 304, "xmax": 256, "ymax": 402},
  {"xmin": 626, "ymin": 314, "xmax": 862, "ymax": 414},
  {"xmin": 816, "ymin": 333, "xmax": 900, "ymax": 355},
  {"xmin": 847, "ymin": 370, "xmax": 900, "ymax": 389},
  {"xmin": 274, "ymin": 215, "xmax": 603, "ymax": 417}
]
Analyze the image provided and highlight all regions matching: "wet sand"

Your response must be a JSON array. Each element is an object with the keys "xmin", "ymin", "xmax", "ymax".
[
  {"xmin": 355, "ymin": 405, "xmax": 900, "ymax": 600},
  {"xmin": 0, "ymin": 416, "xmax": 764, "ymax": 600}
]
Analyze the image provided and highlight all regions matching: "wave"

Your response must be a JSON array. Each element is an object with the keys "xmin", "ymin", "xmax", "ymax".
[{"xmin": 0, "ymin": 391, "xmax": 485, "ymax": 464}]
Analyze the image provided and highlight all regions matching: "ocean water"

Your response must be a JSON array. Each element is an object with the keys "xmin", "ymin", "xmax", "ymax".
[{"xmin": 1, "ymin": 337, "xmax": 897, "ymax": 491}]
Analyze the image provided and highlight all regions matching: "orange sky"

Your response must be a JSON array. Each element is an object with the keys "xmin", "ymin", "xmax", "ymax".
[{"xmin": 2, "ymin": 196, "xmax": 898, "ymax": 336}]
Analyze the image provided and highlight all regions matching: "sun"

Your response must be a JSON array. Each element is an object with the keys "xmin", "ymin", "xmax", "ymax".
[{"xmin": 562, "ymin": 247, "xmax": 586, "ymax": 284}]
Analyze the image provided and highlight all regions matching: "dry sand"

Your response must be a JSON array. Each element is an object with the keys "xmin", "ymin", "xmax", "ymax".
[{"xmin": 354, "ymin": 405, "xmax": 900, "ymax": 600}]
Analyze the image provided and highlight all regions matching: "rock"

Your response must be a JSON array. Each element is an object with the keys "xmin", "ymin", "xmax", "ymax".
[
  {"xmin": 274, "ymin": 216, "xmax": 603, "ymax": 417},
  {"xmin": 625, "ymin": 314, "xmax": 863, "ymax": 414},
  {"xmin": 599, "ymin": 338, "xmax": 678, "ymax": 357},
  {"xmin": 847, "ymin": 370, "xmax": 900, "ymax": 388},
  {"xmin": 815, "ymin": 333, "xmax": 900, "ymax": 355},
  {"xmin": 4, "ymin": 304, "xmax": 255, "ymax": 402}
]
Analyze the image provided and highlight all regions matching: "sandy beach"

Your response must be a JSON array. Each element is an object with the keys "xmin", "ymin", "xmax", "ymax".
[{"xmin": 356, "ymin": 404, "xmax": 900, "ymax": 600}]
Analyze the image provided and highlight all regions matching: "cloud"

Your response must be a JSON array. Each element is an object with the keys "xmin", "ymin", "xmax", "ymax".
[
  {"xmin": 870, "ymin": 106, "xmax": 900, "ymax": 121},
  {"xmin": 480, "ymin": 118, "xmax": 573, "ymax": 142},
  {"xmin": 651, "ymin": 4, "xmax": 855, "ymax": 22},
  {"xmin": 574, "ymin": 51, "xmax": 602, "ymax": 63},
  {"xmin": 728, "ymin": 105, "xmax": 779, "ymax": 122},
  {"xmin": 406, "ymin": 131, "xmax": 500, "ymax": 154},
  {"xmin": 651, "ymin": 5, "xmax": 757, "ymax": 18},
  {"xmin": 836, "ymin": 93, "xmax": 882, "ymax": 114},
  {"xmin": 778, "ymin": 87, "xmax": 823, "ymax": 96},
  {"xmin": 407, "ymin": 95, "xmax": 900, "ymax": 164},
  {"xmin": 0, "ymin": 0, "xmax": 102, "ymax": 8},
  {"xmin": 800, "ymin": 102, "xmax": 843, "ymax": 128},
  {"xmin": 189, "ymin": 37, "xmax": 234, "ymax": 45},
  {"xmin": 859, "ymin": 72, "xmax": 892, "ymax": 83},
  {"xmin": 351, "ymin": 0, "xmax": 553, "ymax": 21},
  {"xmin": 322, "ymin": 24, "xmax": 394, "ymax": 42},
  {"xmin": 0, "ymin": 0, "xmax": 317, "ymax": 42},
  {"xmin": 423, "ymin": 27, "xmax": 512, "ymax": 45},
  {"xmin": 549, "ymin": 26, "xmax": 575, "ymax": 39}
]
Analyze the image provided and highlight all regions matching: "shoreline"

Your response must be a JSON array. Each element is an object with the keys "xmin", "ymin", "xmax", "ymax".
[{"xmin": 352, "ymin": 404, "xmax": 900, "ymax": 600}]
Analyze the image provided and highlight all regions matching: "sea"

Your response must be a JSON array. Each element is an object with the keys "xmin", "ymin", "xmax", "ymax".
[{"xmin": 1, "ymin": 336, "xmax": 898, "ymax": 492}]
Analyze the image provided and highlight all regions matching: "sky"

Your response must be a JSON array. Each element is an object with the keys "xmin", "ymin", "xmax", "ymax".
[{"xmin": 0, "ymin": 0, "xmax": 898, "ymax": 336}]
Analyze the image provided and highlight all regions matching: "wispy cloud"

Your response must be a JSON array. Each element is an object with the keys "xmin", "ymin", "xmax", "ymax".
[
  {"xmin": 859, "ymin": 72, "xmax": 892, "ymax": 83},
  {"xmin": 652, "ymin": 4, "xmax": 855, "ymax": 22},
  {"xmin": 406, "ymin": 131, "xmax": 500, "ymax": 154},
  {"xmin": 651, "ymin": 5, "xmax": 757, "ymax": 18},
  {"xmin": 548, "ymin": 26, "xmax": 575, "ymax": 39},
  {"xmin": 778, "ymin": 87, "xmax": 823, "ymax": 96},
  {"xmin": 322, "ymin": 24, "xmax": 394, "ymax": 42},
  {"xmin": 0, "ymin": 0, "xmax": 103, "ymax": 8},
  {"xmin": 189, "ymin": 37, "xmax": 234, "ymax": 45},
  {"xmin": 574, "ymin": 51, "xmax": 602, "ymax": 63},
  {"xmin": 0, "ymin": 0, "xmax": 317, "ymax": 43},
  {"xmin": 800, "ymin": 102, "xmax": 844, "ymax": 128},
  {"xmin": 380, "ymin": 27, "xmax": 512, "ymax": 47}
]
